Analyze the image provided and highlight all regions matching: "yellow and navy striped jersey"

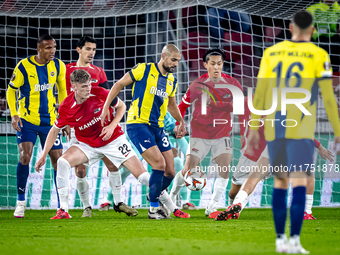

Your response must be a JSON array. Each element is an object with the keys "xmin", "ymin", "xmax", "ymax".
[
  {"xmin": 8, "ymin": 56, "xmax": 66, "ymax": 126},
  {"xmin": 251, "ymin": 40, "xmax": 340, "ymax": 141},
  {"xmin": 127, "ymin": 63, "xmax": 177, "ymax": 128}
]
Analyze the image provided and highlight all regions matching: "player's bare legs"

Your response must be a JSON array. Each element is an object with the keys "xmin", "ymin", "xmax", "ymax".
[
  {"xmin": 122, "ymin": 154, "xmax": 189, "ymax": 218},
  {"xmin": 141, "ymin": 146, "xmax": 166, "ymax": 171},
  {"xmin": 205, "ymin": 153, "xmax": 232, "ymax": 216},
  {"xmin": 170, "ymin": 154, "xmax": 200, "ymax": 202}
]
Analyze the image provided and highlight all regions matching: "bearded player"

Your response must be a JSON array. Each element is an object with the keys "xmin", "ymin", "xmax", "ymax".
[{"xmin": 35, "ymin": 69, "xmax": 181, "ymax": 219}]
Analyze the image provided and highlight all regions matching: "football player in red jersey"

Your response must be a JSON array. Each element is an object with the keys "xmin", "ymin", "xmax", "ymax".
[
  {"xmin": 35, "ymin": 69, "xmax": 183, "ymax": 219},
  {"xmin": 65, "ymin": 36, "xmax": 134, "ymax": 217},
  {"xmin": 169, "ymin": 48, "xmax": 242, "ymax": 216}
]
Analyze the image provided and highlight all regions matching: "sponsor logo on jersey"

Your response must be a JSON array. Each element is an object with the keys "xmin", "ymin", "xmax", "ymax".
[
  {"xmin": 191, "ymin": 148, "xmax": 199, "ymax": 153},
  {"xmin": 94, "ymin": 108, "xmax": 101, "ymax": 114},
  {"xmin": 151, "ymin": 74, "xmax": 156, "ymax": 79},
  {"xmin": 91, "ymin": 79, "xmax": 98, "ymax": 83},
  {"xmin": 76, "ymin": 116, "xmax": 83, "ymax": 121},
  {"xmin": 11, "ymin": 73, "xmax": 16, "ymax": 81},
  {"xmin": 223, "ymin": 94, "xmax": 231, "ymax": 98},
  {"xmin": 50, "ymin": 71, "xmax": 55, "ymax": 77},
  {"xmin": 35, "ymin": 83, "xmax": 54, "ymax": 92},
  {"xmin": 79, "ymin": 116, "xmax": 101, "ymax": 130},
  {"xmin": 150, "ymin": 86, "xmax": 169, "ymax": 99}
]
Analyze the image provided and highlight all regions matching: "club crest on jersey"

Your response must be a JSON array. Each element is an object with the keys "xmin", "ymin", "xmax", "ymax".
[
  {"xmin": 94, "ymin": 108, "xmax": 101, "ymax": 114},
  {"xmin": 168, "ymin": 80, "xmax": 173, "ymax": 86},
  {"xmin": 50, "ymin": 71, "xmax": 55, "ymax": 77},
  {"xmin": 91, "ymin": 79, "xmax": 98, "ymax": 83}
]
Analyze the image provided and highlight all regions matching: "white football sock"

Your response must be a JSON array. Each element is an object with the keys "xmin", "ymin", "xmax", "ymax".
[
  {"xmin": 170, "ymin": 170, "xmax": 185, "ymax": 200},
  {"xmin": 56, "ymin": 158, "xmax": 70, "ymax": 212},
  {"xmin": 305, "ymin": 194, "xmax": 313, "ymax": 214},
  {"xmin": 76, "ymin": 176, "xmax": 90, "ymax": 208},
  {"xmin": 234, "ymin": 190, "xmax": 249, "ymax": 211},
  {"xmin": 109, "ymin": 171, "xmax": 122, "ymax": 206},
  {"xmin": 137, "ymin": 172, "xmax": 150, "ymax": 187},
  {"xmin": 159, "ymin": 190, "xmax": 177, "ymax": 212},
  {"xmin": 228, "ymin": 197, "xmax": 234, "ymax": 206},
  {"xmin": 209, "ymin": 177, "xmax": 229, "ymax": 205}
]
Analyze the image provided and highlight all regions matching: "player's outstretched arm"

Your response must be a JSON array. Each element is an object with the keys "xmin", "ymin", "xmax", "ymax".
[
  {"xmin": 101, "ymin": 72, "xmax": 133, "ymax": 126},
  {"xmin": 319, "ymin": 79, "xmax": 340, "ymax": 146},
  {"xmin": 35, "ymin": 126, "xmax": 60, "ymax": 172},
  {"xmin": 100, "ymin": 99, "xmax": 127, "ymax": 141},
  {"xmin": 168, "ymin": 96, "xmax": 186, "ymax": 139}
]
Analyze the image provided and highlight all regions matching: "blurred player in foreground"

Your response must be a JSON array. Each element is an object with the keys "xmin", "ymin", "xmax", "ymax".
[
  {"xmin": 101, "ymin": 45, "xmax": 189, "ymax": 219},
  {"xmin": 215, "ymin": 99, "xmax": 332, "ymax": 220},
  {"xmin": 247, "ymin": 11, "xmax": 340, "ymax": 253},
  {"xmin": 66, "ymin": 36, "xmax": 134, "ymax": 217},
  {"xmin": 7, "ymin": 34, "xmax": 67, "ymax": 218}
]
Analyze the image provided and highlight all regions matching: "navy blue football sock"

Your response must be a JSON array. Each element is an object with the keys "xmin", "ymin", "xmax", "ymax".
[
  {"xmin": 161, "ymin": 175, "xmax": 174, "ymax": 191},
  {"xmin": 54, "ymin": 170, "xmax": 60, "ymax": 208},
  {"xmin": 272, "ymin": 188, "xmax": 287, "ymax": 238},
  {"xmin": 17, "ymin": 162, "xmax": 29, "ymax": 201},
  {"xmin": 290, "ymin": 186, "xmax": 306, "ymax": 237},
  {"xmin": 149, "ymin": 169, "xmax": 164, "ymax": 207}
]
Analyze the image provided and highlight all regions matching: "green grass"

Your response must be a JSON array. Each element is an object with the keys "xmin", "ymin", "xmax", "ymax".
[{"xmin": 0, "ymin": 208, "xmax": 339, "ymax": 255}]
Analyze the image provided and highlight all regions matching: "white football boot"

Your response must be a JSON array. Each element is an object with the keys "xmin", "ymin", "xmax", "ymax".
[
  {"xmin": 275, "ymin": 235, "xmax": 288, "ymax": 253},
  {"xmin": 205, "ymin": 202, "xmax": 217, "ymax": 216},
  {"xmin": 14, "ymin": 200, "xmax": 26, "ymax": 218},
  {"xmin": 287, "ymin": 235, "xmax": 310, "ymax": 254}
]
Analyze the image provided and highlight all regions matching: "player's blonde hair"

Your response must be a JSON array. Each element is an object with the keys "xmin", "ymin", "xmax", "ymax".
[{"xmin": 70, "ymin": 69, "xmax": 91, "ymax": 85}]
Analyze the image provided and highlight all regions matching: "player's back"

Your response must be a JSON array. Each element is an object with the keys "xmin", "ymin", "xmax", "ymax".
[{"xmin": 257, "ymin": 40, "xmax": 331, "ymax": 141}]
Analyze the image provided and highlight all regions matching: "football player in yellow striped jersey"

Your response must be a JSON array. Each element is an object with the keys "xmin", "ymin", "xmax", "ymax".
[
  {"xmin": 247, "ymin": 11, "xmax": 340, "ymax": 253},
  {"xmin": 7, "ymin": 35, "xmax": 67, "ymax": 218},
  {"xmin": 101, "ymin": 44, "xmax": 188, "ymax": 219}
]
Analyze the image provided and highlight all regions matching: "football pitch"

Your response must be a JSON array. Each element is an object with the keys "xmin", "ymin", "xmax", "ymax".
[{"xmin": 0, "ymin": 208, "xmax": 339, "ymax": 255}]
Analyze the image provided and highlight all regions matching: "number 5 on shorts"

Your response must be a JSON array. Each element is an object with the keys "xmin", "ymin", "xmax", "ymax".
[{"xmin": 54, "ymin": 134, "xmax": 61, "ymax": 146}]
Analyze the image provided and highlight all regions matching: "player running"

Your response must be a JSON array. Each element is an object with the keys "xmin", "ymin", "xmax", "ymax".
[
  {"xmin": 7, "ymin": 34, "xmax": 67, "ymax": 218},
  {"xmin": 248, "ymin": 11, "xmax": 340, "ymax": 253},
  {"xmin": 169, "ymin": 48, "xmax": 242, "ymax": 216},
  {"xmin": 65, "ymin": 36, "xmax": 135, "ymax": 217},
  {"xmin": 101, "ymin": 44, "xmax": 189, "ymax": 219},
  {"xmin": 35, "ymin": 69, "xmax": 180, "ymax": 219}
]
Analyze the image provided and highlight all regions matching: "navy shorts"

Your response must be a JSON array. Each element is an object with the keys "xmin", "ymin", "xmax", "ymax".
[
  {"xmin": 17, "ymin": 119, "xmax": 63, "ymax": 150},
  {"xmin": 267, "ymin": 139, "xmax": 314, "ymax": 175},
  {"xmin": 126, "ymin": 124, "xmax": 171, "ymax": 155}
]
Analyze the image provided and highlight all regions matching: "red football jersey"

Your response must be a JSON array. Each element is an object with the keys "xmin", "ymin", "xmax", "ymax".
[
  {"xmin": 66, "ymin": 62, "xmax": 108, "ymax": 95},
  {"xmin": 239, "ymin": 97, "xmax": 267, "ymax": 162},
  {"xmin": 55, "ymin": 87, "xmax": 123, "ymax": 148},
  {"xmin": 179, "ymin": 73, "xmax": 242, "ymax": 139}
]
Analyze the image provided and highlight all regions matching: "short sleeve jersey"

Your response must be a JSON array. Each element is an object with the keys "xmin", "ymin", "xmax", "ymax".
[
  {"xmin": 54, "ymin": 87, "xmax": 122, "ymax": 147},
  {"xmin": 66, "ymin": 62, "xmax": 108, "ymax": 95},
  {"xmin": 127, "ymin": 63, "xmax": 177, "ymax": 128}
]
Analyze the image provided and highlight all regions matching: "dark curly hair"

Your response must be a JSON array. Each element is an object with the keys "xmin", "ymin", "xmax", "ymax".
[{"xmin": 203, "ymin": 48, "xmax": 226, "ymax": 63}]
